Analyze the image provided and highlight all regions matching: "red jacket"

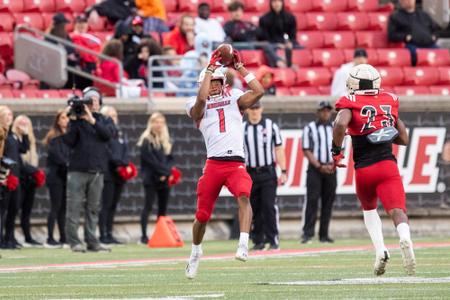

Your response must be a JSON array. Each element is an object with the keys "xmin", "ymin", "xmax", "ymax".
[
  {"xmin": 99, "ymin": 60, "xmax": 120, "ymax": 83},
  {"xmin": 70, "ymin": 32, "xmax": 102, "ymax": 64},
  {"xmin": 163, "ymin": 27, "xmax": 192, "ymax": 55}
]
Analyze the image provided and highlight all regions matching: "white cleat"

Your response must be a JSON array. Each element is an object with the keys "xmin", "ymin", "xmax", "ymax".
[
  {"xmin": 400, "ymin": 239, "xmax": 416, "ymax": 276},
  {"xmin": 185, "ymin": 249, "xmax": 202, "ymax": 279},
  {"xmin": 374, "ymin": 250, "xmax": 390, "ymax": 276},
  {"xmin": 235, "ymin": 244, "xmax": 248, "ymax": 262}
]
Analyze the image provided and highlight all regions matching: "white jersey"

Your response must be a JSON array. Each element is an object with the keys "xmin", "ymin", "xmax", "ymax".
[{"xmin": 186, "ymin": 89, "xmax": 245, "ymax": 159}]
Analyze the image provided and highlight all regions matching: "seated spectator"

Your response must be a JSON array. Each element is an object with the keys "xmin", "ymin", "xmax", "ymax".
[
  {"xmin": 331, "ymin": 48, "xmax": 368, "ymax": 97},
  {"xmin": 86, "ymin": 0, "xmax": 136, "ymax": 25},
  {"xmin": 256, "ymin": 65, "xmax": 276, "ymax": 95},
  {"xmin": 163, "ymin": 14, "xmax": 195, "ymax": 55},
  {"xmin": 259, "ymin": 0, "xmax": 300, "ymax": 68},
  {"xmin": 114, "ymin": 20, "xmax": 136, "ymax": 66},
  {"xmin": 224, "ymin": 1, "xmax": 259, "ymax": 46},
  {"xmin": 125, "ymin": 39, "xmax": 163, "ymax": 88},
  {"xmin": 135, "ymin": 0, "xmax": 169, "ymax": 33},
  {"xmin": 388, "ymin": 0, "xmax": 440, "ymax": 65},
  {"xmin": 71, "ymin": 14, "xmax": 102, "ymax": 90},
  {"xmin": 195, "ymin": 2, "xmax": 226, "ymax": 43}
]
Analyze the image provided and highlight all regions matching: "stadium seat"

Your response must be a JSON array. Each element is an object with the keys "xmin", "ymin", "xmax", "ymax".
[
  {"xmin": 243, "ymin": 0, "xmax": 268, "ymax": 13},
  {"xmin": 295, "ymin": 67, "xmax": 331, "ymax": 86},
  {"xmin": 55, "ymin": 0, "xmax": 86, "ymax": 13},
  {"xmin": 273, "ymin": 68, "xmax": 297, "ymax": 87},
  {"xmin": 22, "ymin": 0, "xmax": 40, "ymax": 12},
  {"xmin": 305, "ymin": 13, "xmax": 338, "ymax": 30},
  {"xmin": 0, "ymin": 13, "xmax": 15, "ymax": 31},
  {"xmin": 377, "ymin": 67, "xmax": 404, "ymax": 86},
  {"xmin": 294, "ymin": 13, "xmax": 308, "ymax": 30},
  {"xmin": 312, "ymin": 49, "xmax": 345, "ymax": 67},
  {"xmin": 416, "ymin": 49, "xmax": 450, "ymax": 67},
  {"xmin": 347, "ymin": 0, "xmax": 379, "ymax": 12},
  {"xmin": 368, "ymin": 12, "xmax": 389, "ymax": 31},
  {"xmin": 337, "ymin": 12, "xmax": 369, "ymax": 31},
  {"xmin": 163, "ymin": 0, "xmax": 178, "ymax": 12},
  {"xmin": 343, "ymin": 48, "xmax": 378, "ymax": 65},
  {"xmin": 376, "ymin": 49, "xmax": 411, "ymax": 67},
  {"xmin": 12, "ymin": 89, "xmax": 38, "ymax": 98},
  {"xmin": 36, "ymin": 89, "xmax": 61, "ymax": 98},
  {"xmin": 284, "ymin": 0, "xmax": 312, "ymax": 12},
  {"xmin": 210, "ymin": 12, "xmax": 228, "ymax": 24},
  {"xmin": 311, "ymin": 0, "xmax": 348, "ymax": 12},
  {"xmin": 317, "ymin": 85, "xmax": 331, "ymax": 94},
  {"xmin": 275, "ymin": 87, "xmax": 292, "ymax": 96},
  {"xmin": 239, "ymin": 50, "xmax": 266, "ymax": 67},
  {"xmin": 429, "ymin": 86, "xmax": 450, "ymax": 96},
  {"xmin": 290, "ymin": 86, "xmax": 320, "ymax": 96},
  {"xmin": 0, "ymin": 88, "xmax": 13, "ymax": 98},
  {"xmin": 241, "ymin": 13, "xmax": 260, "ymax": 26},
  {"xmin": 355, "ymin": 31, "xmax": 388, "ymax": 48},
  {"xmin": 59, "ymin": 89, "xmax": 79, "ymax": 98},
  {"xmin": 437, "ymin": 67, "xmax": 450, "ymax": 84},
  {"xmin": 297, "ymin": 31, "xmax": 324, "ymax": 49},
  {"xmin": 403, "ymin": 67, "xmax": 439, "ymax": 86},
  {"xmin": 179, "ymin": 0, "xmax": 212, "ymax": 12},
  {"xmin": 43, "ymin": 12, "xmax": 74, "ymax": 31},
  {"xmin": 0, "ymin": 0, "xmax": 24, "ymax": 13},
  {"xmin": 394, "ymin": 86, "xmax": 431, "ymax": 96},
  {"xmin": 291, "ymin": 49, "xmax": 312, "ymax": 67},
  {"xmin": 14, "ymin": 13, "xmax": 45, "ymax": 30},
  {"xmin": 322, "ymin": 31, "xmax": 355, "ymax": 48}
]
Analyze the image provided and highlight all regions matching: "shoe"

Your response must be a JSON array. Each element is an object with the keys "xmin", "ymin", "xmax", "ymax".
[
  {"xmin": 185, "ymin": 248, "xmax": 203, "ymax": 279},
  {"xmin": 87, "ymin": 244, "xmax": 112, "ymax": 252},
  {"xmin": 110, "ymin": 237, "xmax": 123, "ymax": 245},
  {"xmin": 45, "ymin": 238, "xmax": 62, "ymax": 249},
  {"xmin": 139, "ymin": 236, "xmax": 148, "ymax": 244},
  {"xmin": 319, "ymin": 237, "xmax": 335, "ymax": 243},
  {"xmin": 374, "ymin": 250, "xmax": 390, "ymax": 276},
  {"xmin": 251, "ymin": 243, "xmax": 265, "ymax": 251},
  {"xmin": 99, "ymin": 236, "xmax": 113, "ymax": 244},
  {"xmin": 71, "ymin": 244, "xmax": 86, "ymax": 253},
  {"xmin": 13, "ymin": 239, "xmax": 23, "ymax": 249},
  {"xmin": 235, "ymin": 244, "xmax": 249, "ymax": 262},
  {"xmin": 3, "ymin": 240, "xmax": 20, "ymax": 250},
  {"xmin": 23, "ymin": 239, "xmax": 44, "ymax": 248},
  {"xmin": 301, "ymin": 236, "xmax": 312, "ymax": 244},
  {"xmin": 268, "ymin": 243, "xmax": 280, "ymax": 251},
  {"xmin": 399, "ymin": 239, "xmax": 416, "ymax": 276}
]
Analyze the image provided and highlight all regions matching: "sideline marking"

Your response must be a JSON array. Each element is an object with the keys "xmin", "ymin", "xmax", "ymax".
[
  {"xmin": 261, "ymin": 277, "xmax": 450, "ymax": 286},
  {"xmin": 54, "ymin": 293, "xmax": 225, "ymax": 300}
]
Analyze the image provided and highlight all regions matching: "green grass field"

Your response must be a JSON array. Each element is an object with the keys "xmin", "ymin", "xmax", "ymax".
[{"xmin": 1, "ymin": 237, "xmax": 450, "ymax": 299}]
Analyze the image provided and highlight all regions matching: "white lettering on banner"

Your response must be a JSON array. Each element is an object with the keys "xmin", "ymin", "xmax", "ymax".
[{"xmin": 220, "ymin": 127, "xmax": 446, "ymax": 197}]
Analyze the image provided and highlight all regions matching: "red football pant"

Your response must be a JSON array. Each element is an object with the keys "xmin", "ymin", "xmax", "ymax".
[
  {"xmin": 196, "ymin": 159, "xmax": 253, "ymax": 223},
  {"xmin": 355, "ymin": 160, "xmax": 406, "ymax": 212}
]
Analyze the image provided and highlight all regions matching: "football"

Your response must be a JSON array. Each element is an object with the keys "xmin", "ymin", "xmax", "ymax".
[{"xmin": 216, "ymin": 43, "xmax": 234, "ymax": 66}]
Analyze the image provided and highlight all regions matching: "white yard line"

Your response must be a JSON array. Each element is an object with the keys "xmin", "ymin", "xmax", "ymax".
[
  {"xmin": 263, "ymin": 277, "xmax": 450, "ymax": 286},
  {"xmin": 53, "ymin": 294, "xmax": 225, "ymax": 300}
]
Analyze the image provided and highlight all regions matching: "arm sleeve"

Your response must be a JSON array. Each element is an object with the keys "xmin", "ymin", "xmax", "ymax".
[
  {"xmin": 388, "ymin": 13, "xmax": 408, "ymax": 42},
  {"xmin": 272, "ymin": 123, "xmax": 283, "ymax": 146},
  {"xmin": 302, "ymin": 125, "xmax": 313, "ymax": 150},
  {"xmin": 93, "ymin": 116, "xmax": 113, "ymax": 141},
  {"xmin": 19, "ymin": 134, "xmax": 30, "ymax": 154},
  {"xmin": 48, "ymin": 138, "xmax": 69, "ymax": 166},
  {"xmin": 140, "ymin": 140, "xmax": 172, "ymax": 176},
  {"xmin": 288, "ymin": 15, "xmax": 297, "ymax": 42}
]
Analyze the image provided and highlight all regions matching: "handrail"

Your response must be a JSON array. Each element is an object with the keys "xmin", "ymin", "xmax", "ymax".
[{"xmin": 14, "ymin": 25, "xmax": 124, "ymax": 97}]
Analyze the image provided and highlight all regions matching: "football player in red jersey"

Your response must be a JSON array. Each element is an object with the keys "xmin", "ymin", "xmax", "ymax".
[{"xmin": 332, "ymin": 64, "xmax": 416, "ymax": 276}]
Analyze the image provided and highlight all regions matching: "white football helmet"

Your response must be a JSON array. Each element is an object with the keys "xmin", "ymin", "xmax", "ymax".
[
  {"xmin": 197, "ymin": 67, "xmax": 227, "ymax": 86},
  {"xmin": 346, "ymin": 64, "xmax": 381, "ymax": 95}
]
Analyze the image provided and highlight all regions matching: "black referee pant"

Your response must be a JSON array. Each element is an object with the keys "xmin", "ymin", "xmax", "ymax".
[
  {"xmin": 248, "ymin": 166, "xmax": 279, "ymax": 246},
  {"xmin": 302, "ymin": 167, "xmax": 337, "ymax": 240}
]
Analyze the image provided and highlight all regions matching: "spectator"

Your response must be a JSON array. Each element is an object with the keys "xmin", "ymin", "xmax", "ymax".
[
  {"xmin": 388, "ymin": 0, "xmax": 440, "ymax": 65},
  {"xmin": 71, "ymin": 14, "xmax": 102, "ymax": 90},
  {"xmin": 331, "ymin": 48, "xmax": 368, "ymax": 97},
  {"xmin": 113, "ymin": 21, "xmax": 136, "ymax": 64},
  {"xmin": 224, "ymin": 1, "xmax": 259, "ymax": 46},
  {"xmin": 160, "ymin": 46, "xmax": 181, "ymax": 91},
  {"xmin": 137, "ymin": 112, "xmax": 174, "ymax": 244},
  {"xmin": 43, "ymin": 109, "xmax": 70, "ymax": 248},
  {"xmin": 135, "ymin": 0, "xmax": 169, "ymax": 33},
  {"xmin": 256, "ymin": 65, "xmax": 276, "ymax": 95},
  {"xmin": 195, "ymin": 2, "xmax": 226, "ymax": 43},
  {"xmin": 86, "ymin": 0, "xmax": 136, "ymax": 25},
  {"xmin": 163, "ymin": 14, "xmax": 195, "ymax": 55},
  {"xmin": 259, "ymin": 0, "xmax": 299, "ymax": 68}
]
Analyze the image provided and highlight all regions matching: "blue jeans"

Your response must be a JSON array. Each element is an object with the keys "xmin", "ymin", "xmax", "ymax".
[{"xmin": 405, "ymin": 42, "xmax": 439, "ymax": 66}]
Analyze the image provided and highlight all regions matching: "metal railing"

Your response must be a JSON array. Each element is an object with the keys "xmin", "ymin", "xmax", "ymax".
[{"xmin": 14, "ymin": 25, "xmax": 124, "ymax": 97}]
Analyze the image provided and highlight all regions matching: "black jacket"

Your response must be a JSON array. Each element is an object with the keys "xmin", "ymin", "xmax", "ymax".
[
  {"xmin": 46, "ymin": 135, "xmax": 70, "ymax": 185},
  {"xmin": 388, "ymin": 8, "xmax": 440, "ymax": 47},
  {"xmin": 259, "ymin": 2, "xmax": 298, "ymax": 44},
  {"xmin": 63, "ymin": 113, "xmax": 114, "ymax": 173},
  {"xmin": 104, "ymin": 125, "xmax": 130, "ymax": 182},
  {"xmin": 140, "ymin": 139, "xmax": 173, "ymax": 186},
  {"xmin": 224, "ymin": 20, "xmax": 259, "ymax": 42},
  {"xmin": 4, "ymin": 132, "xmax": 29, "ymax": 177}
]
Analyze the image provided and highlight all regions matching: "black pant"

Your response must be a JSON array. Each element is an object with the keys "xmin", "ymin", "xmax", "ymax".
[
  {"xmin": 302, "ymin": 167, "xmax": 337, "ymax": 239},
  {"xmin": 99, "ymin": 180, "xmax": 124, "ymax": 239},
  {"xmin": 4, "ymin": 187, "xmax": 20, "ymax": 243},
  {"xmin": 140, "ymin": 183, "xmax": 169, "ymax": 238},
  {"xmin": 20, "ymin": 183, "xmax": 36, "ymax": 241},
  {"xmin": 47, "ymin": 184, "xmax": 67, "ymax": 243},
  {"xmin": 0, "ymin": 187, "xmax": 8, "ymax": 245},
  {"xmin": 248, "ymin": 167, "xmax": 279, "ymax": 245}
]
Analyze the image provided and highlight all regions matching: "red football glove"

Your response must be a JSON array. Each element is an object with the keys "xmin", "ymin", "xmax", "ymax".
[
  {"xmin": 33, "ymin": 169, "xmax": 46, "ymax": 188},
  {"xmin": 232, "ymin": 49, "xmax": 243, "ymax": 69},
  {"xmin": 208, "ymin": 49, "xmax": 221, "ymax": 70},
  {"xmin": 332, "ymin": 153, "xmax": 347, "ymax": 169},
  {"xmin": 168, "ymin": 167, "xmax": 182, "ymax": 187},
  {"xmin": 6, "ymin": 174, "xmax": 19, "ymax": 191}
]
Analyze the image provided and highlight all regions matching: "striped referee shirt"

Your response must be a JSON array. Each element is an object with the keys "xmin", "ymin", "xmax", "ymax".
[
  {"xmin": 302, "ymin": 121, "xmax": 333, "ymax": 164},
  {"xmin": 244, "ymin": 118, "xmax": 283, "ymax": 168}
]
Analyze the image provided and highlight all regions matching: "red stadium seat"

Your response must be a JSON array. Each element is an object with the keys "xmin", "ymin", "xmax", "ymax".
[
  {"xmin": 343, "ymin": 48, "xmax": 378, "ymax": 65},
  {"xmin": 394, "ymin": 86, "xmax": 431, "ymax": 96},
  {"xmin": 240, "ymin": 50, "xmax": 266, "ymax": 67},
  {"xmin": 164, "ymin": 0, "xmax": 178, "ymax": 12},
  {"xmin": 311, "ymin": 0, "xmax": 348, "ymax": 12},
  {"xmin": 317, "ymin": 85, "xmax": 331, "ymax": 94},
  {"xmin": 0, "ymin": 32, "xmax": 12, "ymax": 65},
  {"xmin": 355, "ymin": 31, "xmax": 388, "ymax": 48},
  {"xmin": 243, "ymin": 0, "xmax": 268, "ymax": 13},
  {"xmin": 403, "ymin": 67, "xmax": 439, "ymax": 86},
  {"xmin": 376, "ymin": 49, "xmax": 411, "ymax": 67},
  {"xmin": 377, "ymin": 67, "xmax": 404, "ymax": 86},
  {"xmin": 59, "ymin": 89, "xmax": 80, "ymax": 98},
  {"xmin": 337, "ymin": 12, "xmax": 369, "ymax": 31},
  {"xmin": 368, "ymin": 12, "xmax": 389, "ymax": 31},
  {"xmin": 241, "ymin": 13, "xmax": 260, "ymax": 26},
  {"xmin": 347, "ymin": 0, "xmax": 378, "ymax": 12},
  {"xmin": 305, "ymin": 13, "xmax": 338, "ymax": 30},
  {"xmin": 312, "ymin": 49, "xmax": 345, "ymax": 67},
  {"xmin": 36, "ymin": 89, "xmax": 61, "ymax": 98},
  {"xmin": 297, "ymin": 31, "xmax": 323, "ymax": 48},
  {"xmin": 273, "ymin": 68, "xmax": 297, "ymax": 87},
  {"xmin": 0, "ymin": 0, "xmax": 24, "ymax": 13},
  {"xmin": 12, "ymin": 89, "xmax": 37, "ymax": 98},
  {"xmin": 290, "ymin": 86, "xmax": 320, "ymax": 96},
  {"xmin": 294, "ymin": 13, "xmax": 308, "ymax": 30},
  {"xmin": 0, "ymin": 88, "xmax": 13, "ymax": 98},
  {"xmin": 275, "ymin": 87, "xmax": 292, "ymax": 96},
  {"xmin": 295, "ymin": 67, "xmax": 331, "ymax": 86},
  {"xmin": 291, "ymin": 49, "xmax": 312, "ymax": 67},
  {"xmin": 209, "ymin": 13, "xmax": 228, "ymax": 24},
  {"xmin": 285, "ymin": 0, "xmax": 312, "ymax": 12},
  {"xmin": 416, "ymin": 49, "xmax": 450, "ymax": 67},
  {"xmin": 0, "ymin": 13, "xmax": 15, "ymax": 31},
  {"xmin": 14, "ymin": 13, "xmax": 45, "ymax": 30},
  {"xmin": 22, "ymin": 0, "xmax": 40, "ymax": 12},
  {"xmin": 55, "ymin": 0, "xmax": 86, "ymax": 13},
  {"xmin": 429, "ymin": 86, "xmax": 450, "ymax": 96},
  {"xmin": 437, "ymin": 67, "xmax": 450, "ymax": 84},
  {"xmin": 179, "ymin": 0, "xmax": 212, "ymax": 12},
  {"xmin": 322, "ymin": 31, "xmax": 355, "ymax": 48}
]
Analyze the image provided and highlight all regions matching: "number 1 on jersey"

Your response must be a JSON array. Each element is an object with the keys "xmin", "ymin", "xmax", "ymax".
[{"xmin": 217, "ymin": 108, "xmax": 226, "ymax": 133}]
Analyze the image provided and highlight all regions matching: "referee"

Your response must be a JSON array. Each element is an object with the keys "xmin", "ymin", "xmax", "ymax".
[
  {"xmin": 244, "ymin": 101, "xmax": 287, "ymax": 250},
  {"xmin": 301, "ymin": 101, "xmax": 336, "ymax": 244}
]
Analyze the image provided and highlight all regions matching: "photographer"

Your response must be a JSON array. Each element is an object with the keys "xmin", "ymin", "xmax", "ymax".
[{"xmin": 63, "ymin": 87, "xmax": 114, "ymax": 253}]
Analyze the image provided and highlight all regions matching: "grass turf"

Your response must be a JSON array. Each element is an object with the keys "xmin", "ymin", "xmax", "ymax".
[{"xmin": 0, "ymin": 237, "xmax": 449, "ymax": 299}]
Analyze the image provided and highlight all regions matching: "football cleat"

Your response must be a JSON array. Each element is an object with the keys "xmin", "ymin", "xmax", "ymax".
[
  {"xmin": 185, "ymin": 249, "xmax": 202, "ymax": 279},
  {"xmin": 400, "ymin": 239, "xmax": 416, "ymax": 276},
  {"xmin": 235, "ymin": 244, "xmax": 248, "ymax": 262},
  {"xmin": 374, "ymin": 250, "xmax": 390, "ymax": 276}
]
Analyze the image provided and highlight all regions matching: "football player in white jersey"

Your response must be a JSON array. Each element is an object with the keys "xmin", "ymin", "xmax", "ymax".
[{"xmin": 185, "ymin": 49, "xmax": 264, "ymax": 279}]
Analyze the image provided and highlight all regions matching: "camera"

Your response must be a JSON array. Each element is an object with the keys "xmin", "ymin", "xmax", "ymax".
[{"xmin": 67, "ymin": 95, "xmax": 93, "ymax": 117}]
